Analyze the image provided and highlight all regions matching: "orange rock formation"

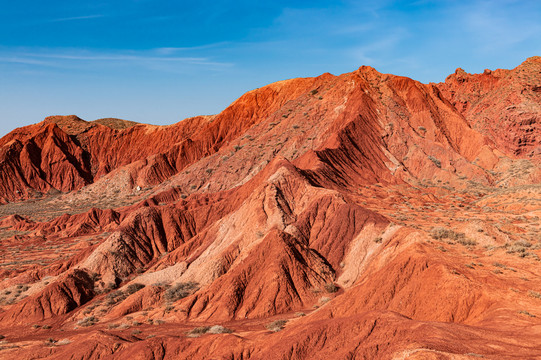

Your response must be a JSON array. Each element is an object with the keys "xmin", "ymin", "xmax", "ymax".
[{"xmin": 0, "ymin": 58, "xmax": 540, "ymax": 359}]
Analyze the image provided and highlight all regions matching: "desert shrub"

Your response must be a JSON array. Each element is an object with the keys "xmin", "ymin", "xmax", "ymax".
[
  {"xmin": 319, "ymin": 296, "xmax": 331, "ymax": 305},
  {"xmin": 126, "ymin": 283, "xmax": 145, "ymax": 295},
  {"xmin": 519, "ymin": 310, "xmax": 536, "ymax": 317},
  {"xmin": 428, "ymin": 155, "xmax": 441, "ymax": 168},
  {"xmin": 266, "ymin": 320, "xmax": 287, "ymax": 332},
  {"xmin": 106, "ymin": 282, "xmax": 118, "ymax": 290},
  {"xmin": 208, "ymin": 325, "xmax": 233, "ymax": 334},
  {"xmin": 164, "ymin": 282, "xmax": 198, "ymax": 303},
  {"xmin": 15, "ymin": 284, "xmax": 30, "ymax": 294},
  {"xmin": 507, "ymin": 244, "xmax": 527, "ymax": 254},
  {"xmin": 44, "ymin": 338, "xmax": 57, "ymax": 346},
  {"xmin": 187, "ymin": 326, "xmax": 210, "ymax": 336},
  {"xmin": 457, "ymin": 238, "xmax": 477, "ymax": 246},
  {"xmin": 431, "ymin": 227, "xmax": 466, "ymax": 242},
  {"xmin": 106, "ymin": 290, "xmax": 126, "ymax": 306},
  {"xmin": 374, "ymin": 237, "xmax": 382, "ymax": 243},
  {"xmin": 528, "ymin": 290, "xmax": 541, "ymax": 299},
  {"xmin": 507, "ymin": 240, "xmax": 533, "ymax": 255},
  {"xmin": 77, "ymin": 316, "xmax": 98, "ymax": 327},
  {"xmin": 324, "ymin": 283, "xmax": 338, "ymax": 293}
]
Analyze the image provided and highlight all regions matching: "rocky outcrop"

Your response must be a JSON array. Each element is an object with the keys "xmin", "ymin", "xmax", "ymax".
[{"xmin": 437, "ymin": 57, "xmax": 541, "ymax": 157}]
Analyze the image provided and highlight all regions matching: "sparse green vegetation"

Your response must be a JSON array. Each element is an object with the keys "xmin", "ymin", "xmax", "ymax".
[
  {"xmin": 77, "ymin": 316, "xmax": 98, "ymax": 327},
  {"xmin": 324, "ymin": 283, "xmax": 338, "ymax": 293},
  {"xmin": 164, "ymin": 282, "xmax": 199, "ymax": 303},
  {"xmin": 319, "ymin": 296, "xmax": 331, "ymax": 305},
  {"xmin": 266, "ymin": 319, "xmax": 287, "ymax": 332},
  {"xmin": 506, "ymin": 240, "xmax": 532, "ymax": 254},
  {"xmin": 431, "ymin": 227, "xmax": 474, "ymax": 246},
  {"xmin": 519, "ymin": 310, "xmax": 536, "ymax": 317},
  {"xmin": 428, "ymin": 155, "xmax": 441, "ymax": 168},
  {"xmin": 457, "ymin": 238, "xmax": 477, "ymax": 246},
  {"xmin": 105, "ymin": 290, "xmax": 127, "ymax": 306},
  {"xmin": 44, "ymin": 338, "xmax": 57, "ymax": 346},
  {"xmin": 208, "ymin": 325, "xmax": 233, "ymax": 334},
  {"xmin": 187, "ymin": 326, "xmax": 211, "ymax": 337},
  {"xmin": 126, "ymin": 283, "xmax": 145, "ymax": 295}
]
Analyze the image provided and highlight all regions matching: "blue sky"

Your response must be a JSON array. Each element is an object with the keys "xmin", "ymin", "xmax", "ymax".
[{"xmin": 1, "ymin": 0, "xmax": 540, "ymax": 136}]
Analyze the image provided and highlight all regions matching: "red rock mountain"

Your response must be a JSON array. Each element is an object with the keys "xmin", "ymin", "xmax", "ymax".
[{"xmin": 0, "ymin": 58, "xmax": 540, "ymax": 359}]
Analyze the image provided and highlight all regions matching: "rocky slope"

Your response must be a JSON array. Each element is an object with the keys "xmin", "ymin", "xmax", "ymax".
[{"xmin": 0, "ymin": 58, "xmax": 540, "ymax": 359}]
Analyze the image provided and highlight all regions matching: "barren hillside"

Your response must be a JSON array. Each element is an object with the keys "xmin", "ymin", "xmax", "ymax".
[{"xmin": 0, "ymin": 57, "xmax": 540, "ymax": 360}]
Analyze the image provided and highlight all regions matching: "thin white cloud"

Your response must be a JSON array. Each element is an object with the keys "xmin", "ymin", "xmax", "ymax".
[
  {"xmin": 0, "ymin": 57, "xmax": 51, "ymax": 66},
  {"xmin": 0, "ymin": 47, "xmax": 233, "ymax": 72},
  {"xmin": 155, "ymin": 42, "xmax": 231, "ymax": 55},
  {"xmin": 457, "ymin": 0, "xmax": 541, "ymax": 53},
  {"xmin": 48, "ymin": 14, "xmax": 105, "ymax": 23},
  {"xmin": 349, "ymin": 29, "xmax": 408, "ymax": 66}
]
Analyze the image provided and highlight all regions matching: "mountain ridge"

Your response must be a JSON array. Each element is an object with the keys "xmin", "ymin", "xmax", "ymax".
[{"xmin": 0, "ymin": 59, "xmax": 539, "ymax": 359}]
